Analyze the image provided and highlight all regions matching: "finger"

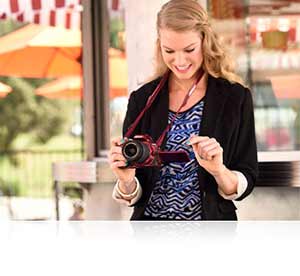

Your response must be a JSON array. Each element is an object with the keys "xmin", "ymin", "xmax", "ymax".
[
  {"xmin": 203, "ymin": 147, "xmax": 218, "ymax": 161},
  {"xmin": 201, "ymin": 143, "xmax": 220, "ymax": 160},
  {"xmin": 110, "ymin": 146, "xmax": 123, "ymax": 155},
  {"xmin": 189, "ymin": 136, "xmax": 210, "ymax": 145},
  {"xmin": 198, "ymin": 138, "xmax": 217, "ymax": 148},
  {"xmin": 110, "ymin": 160, "xmax": 127, "ymax": 169},
  {"xmin": 192, "ymin": 143, "xmax": 214, "ymax": 161},
  {"xmin": 111, "ymin": 137, "xmax": 122, "ymax": 147},
  {"xmin": 192, "ymin": 143, "xmax": 204, "ymax": 160},
  {"xmin": 197, "ymin": 140, "xmax": 217, "ymax": 157},
  {"xmin": 110, "ymin": 152, "xmax": 126, "ymax": 162},
  {"xmin": 193, "ymin": 146, "xmax": 205, "ymax": 163},
  {"xmin": 111, "ymin": 137, "xmax": 128, "ymax": 147},
  {"xmin": 206, "ymin": 147, "xmax": 223, "ymax": 160},
  {"xmin": 195, "ymin": 141, "xmax": 212, "ymax": 160}
]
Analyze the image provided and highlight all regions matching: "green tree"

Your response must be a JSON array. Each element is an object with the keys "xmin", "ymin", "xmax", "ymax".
[
  {"xmin": 0, "ymin": 19, "xmax": 25, "ymax": 37},
  {"xmin": 110, "ymin": 17, "xmax": 125, "ymax": 50},
  {"xmin": 0, "ymin": 77, "xmax": 67, "ymax": 165},
  {"xmin": 0, "ymin": 20, "xmax": 71, "ymax": 165}
]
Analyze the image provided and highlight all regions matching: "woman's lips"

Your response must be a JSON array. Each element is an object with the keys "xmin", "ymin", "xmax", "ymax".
[{"xmin": 174, "ymin": 64, "xmax": 192, "ymax": 73}]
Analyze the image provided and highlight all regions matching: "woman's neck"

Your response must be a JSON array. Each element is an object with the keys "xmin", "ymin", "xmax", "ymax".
[
  {"xmin": 170, "ymin": 76, "xmax": 194, "ymax": 91},
  {"xmin": 169, "ymin": 71, "xmax": 207, "ymax": 93}
]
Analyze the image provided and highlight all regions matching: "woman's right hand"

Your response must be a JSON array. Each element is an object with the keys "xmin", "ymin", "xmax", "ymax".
[{"xmin": 109, "ymin": 137, "xmax": 136, "ymax": 183}]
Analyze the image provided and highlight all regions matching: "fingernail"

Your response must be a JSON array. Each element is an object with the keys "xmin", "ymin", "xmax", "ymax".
[
  {"xmin": 120, "ymin": 138, "xmax": 125, "ymax": 144},
  {"xmin": 185, "ymin": 140, "xmax": 191, "ymax": 145}
]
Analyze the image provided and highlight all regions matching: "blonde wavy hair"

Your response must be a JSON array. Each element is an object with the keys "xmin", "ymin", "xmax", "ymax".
[{"xmin": 152, "ymin": 0, "xmax": 243, "ymax": 85}]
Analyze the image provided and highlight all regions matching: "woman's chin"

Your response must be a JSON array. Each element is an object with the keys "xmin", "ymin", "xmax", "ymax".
[{"xmin": 173, "ymin": 71, "xmax": 196, "ymax": 81}]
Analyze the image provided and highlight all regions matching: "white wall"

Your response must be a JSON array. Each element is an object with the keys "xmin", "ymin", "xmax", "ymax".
[{"xmin": 124, "ymin": 0, "xmax": 206, "ymax": 92}]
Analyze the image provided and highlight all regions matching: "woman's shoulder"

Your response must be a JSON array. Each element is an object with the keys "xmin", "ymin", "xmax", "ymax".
[
  {"xmin": 130, "ymin": 77, "xmax": 162, "ymax": 99},
  {"xmin": 212, "ymin": 75, "xmax": 252, "ymax": 102},
  {"xmin": 215, "ymin": 76, "xmax": 249, "ymax": 92}
]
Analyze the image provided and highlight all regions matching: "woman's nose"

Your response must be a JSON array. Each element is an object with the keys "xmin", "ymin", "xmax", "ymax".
[{"xmin": 174, "ymin": 52, "xmax": 186, "ymax": 65}]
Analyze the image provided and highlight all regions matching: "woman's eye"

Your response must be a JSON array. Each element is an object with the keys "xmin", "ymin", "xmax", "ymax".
[
  {"xmin": 185, "ymin": 48, "xmax": 195, "ymax": 53},
  {"xmin": 165, "ymin": 50, "xmax": 174, "ymax": 54}
]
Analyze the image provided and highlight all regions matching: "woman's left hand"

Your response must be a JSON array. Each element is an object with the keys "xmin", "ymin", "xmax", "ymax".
[{"xmin": 188, "ymin": 135, "xmax": 225, "ymax": 177}]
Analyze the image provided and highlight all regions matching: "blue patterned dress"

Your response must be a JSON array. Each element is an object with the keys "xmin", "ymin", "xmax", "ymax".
[{"xmin": 144, "ymin": 98, "xmax": 205, "ymax": 220}]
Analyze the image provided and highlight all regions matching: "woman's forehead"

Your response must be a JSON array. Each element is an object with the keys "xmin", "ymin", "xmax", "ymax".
[{"xmin": 159, "ymin": 28, "xmax": 201, "ymax": 49}]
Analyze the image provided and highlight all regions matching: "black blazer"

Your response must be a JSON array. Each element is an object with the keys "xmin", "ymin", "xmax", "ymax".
[{"xmin": 123, "ymin": 74, "xmax": 258, "ymax": 220}]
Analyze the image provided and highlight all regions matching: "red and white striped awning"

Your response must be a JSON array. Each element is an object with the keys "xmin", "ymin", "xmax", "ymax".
[{"xmin": 0, "ymin": 0, "xmax": 82, "ymax": 29}]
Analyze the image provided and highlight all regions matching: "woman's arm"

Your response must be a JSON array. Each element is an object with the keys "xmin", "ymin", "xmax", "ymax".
[
  {"xmin": 188, "ymin": 136, "xmax": 240, "ymax": 196},
  {"xmin": 112, "ymin": 177, "xmax": 143, "ymax": 206},
  {"xmin": 228, "ymin": 88, "xmax": 258, "ymax": 200},
  {"xmin": 188, "ymin": 88, "xmax": 258, "ymax": 199}
]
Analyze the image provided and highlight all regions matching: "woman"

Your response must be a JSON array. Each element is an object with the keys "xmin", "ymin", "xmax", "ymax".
[{"xmin": 109, "ymin": 0, "xmax": 258, "ymax": 220}]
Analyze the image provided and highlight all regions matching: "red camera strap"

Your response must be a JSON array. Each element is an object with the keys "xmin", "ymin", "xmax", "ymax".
[
  {"xmin": 124, "ymin": 68, "xmax": 205, "ymax": 147},
  {"xmin": 124, "ymin": 71, "xmax": 170, "ymax": 138}
]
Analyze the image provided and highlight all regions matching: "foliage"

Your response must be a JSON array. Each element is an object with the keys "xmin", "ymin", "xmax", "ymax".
[
  {"xmin": 0, "ymin": 19, "xmax": 25, "ymax": 37},
  {"xmin": 0, "ymin": 76, "xmax": 68, "ymax": 165},
  {"xmin": 0, "ymin": 178, "xmax": 21, "ymax": 196},
  {"xmin": 63, "ymin": 184, "xmax": 83, "ymax": 199},
  {"xmin": 110, "ymin": 17, "xmax": 125, "ymax": 50},
  {"xmin": 0, "ymin": 148, "xmax": 82, "ymax": 198},
  {"xmin": 33, "ymin": 97, "xmax": 67, "ymax": 144}
]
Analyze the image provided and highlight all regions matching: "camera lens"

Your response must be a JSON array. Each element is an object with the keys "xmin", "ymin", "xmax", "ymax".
[
  {"xmin": 124, "ymin": 143, "xmax": 138, "ymax": 158},
  {"xmin": 122, "ymin": 140, "xmax": 150, "ymax": 163}
]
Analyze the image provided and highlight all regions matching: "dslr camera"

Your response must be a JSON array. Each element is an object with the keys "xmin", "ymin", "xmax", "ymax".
[{"xmin": 121, "ymin": 134, "xmax": 189, "ymax": 168}]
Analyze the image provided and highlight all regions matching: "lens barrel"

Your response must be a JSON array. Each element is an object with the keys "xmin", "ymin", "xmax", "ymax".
[{"xmin": 122, "ymin": 140, "xmax": 150, "ymax": 164}]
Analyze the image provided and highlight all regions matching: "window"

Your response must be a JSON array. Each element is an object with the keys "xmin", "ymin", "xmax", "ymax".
[{"xmin": 209, "ymin": 0, "xmax": 300, "ymax": 151}]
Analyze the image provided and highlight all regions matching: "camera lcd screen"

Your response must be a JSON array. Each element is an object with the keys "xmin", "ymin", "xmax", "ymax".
[{"xmin": 159, "ymin": 150, "xmax": 190, "ymax": 163}]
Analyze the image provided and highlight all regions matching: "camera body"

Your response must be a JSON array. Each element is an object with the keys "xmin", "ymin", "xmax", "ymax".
[
  {"xmin": 121, "ymin": 134, "xmax": 190, "ymax": 168},
  {"xmin": 121, "ymin": 135, "xmax": 161, "ymax": 168}
]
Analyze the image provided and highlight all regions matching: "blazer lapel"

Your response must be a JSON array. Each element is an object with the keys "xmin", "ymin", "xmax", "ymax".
[
  {"xmin": 200, "ymin": 75, "xmax": 229, "ymax": 138},
  {"xmin": 198, "ymin": 75, "xmax": 229, "ymax": 193}
]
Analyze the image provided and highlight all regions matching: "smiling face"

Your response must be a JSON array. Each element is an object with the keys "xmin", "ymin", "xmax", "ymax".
[{"xmin": 159, "ymin": 28, "xmax": 203, "ymax": 82}]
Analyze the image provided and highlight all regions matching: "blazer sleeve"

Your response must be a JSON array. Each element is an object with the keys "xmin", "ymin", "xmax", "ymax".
[
  {"xmin": 121, "ymin": 90, "xmax": 148, "ymax": 207},
  {"xmin": 230, "ymin": 87, "xmax": 258, "ymax": 201}
]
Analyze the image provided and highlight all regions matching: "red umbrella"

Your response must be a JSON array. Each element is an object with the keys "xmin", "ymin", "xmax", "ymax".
[
  {"xmin": 0, "ymin": 23, "xmax": 82, "ymax": 78},
  {"xmin": 35, "ymin": 48, "xmax": 128, "ymax": 99}
]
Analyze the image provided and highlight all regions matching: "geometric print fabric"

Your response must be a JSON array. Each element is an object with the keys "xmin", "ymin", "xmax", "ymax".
[{"xmin": 144, "ymin": 99, "xmax": 205, "ymax": 220}]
